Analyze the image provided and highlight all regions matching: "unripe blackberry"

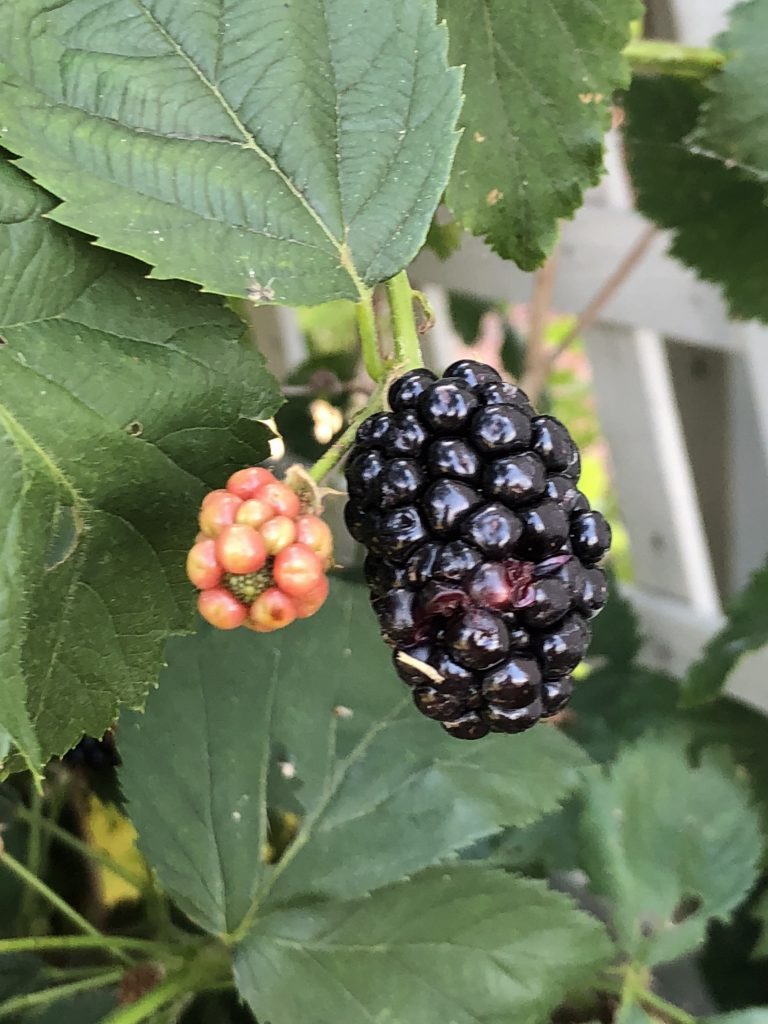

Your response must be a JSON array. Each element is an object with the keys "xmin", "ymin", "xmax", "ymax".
[
  {"xmin": 188, "ymin": 465, "xmax": 333, "ymax": 633},
  {"xmin": 345, "ymin": 360, "xmax": 611, "ymax": 738}
]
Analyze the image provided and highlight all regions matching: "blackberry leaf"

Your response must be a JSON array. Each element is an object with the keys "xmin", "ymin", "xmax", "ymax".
[
  {"xmin": 235, "ymin": 867, "xmax": 612, "ymax": 1024},
  {"xmin": 0, "ymin": 0, "xmax": 461, "ymax": 305},
  {"xmin": 0, "ymin": 161, "xmax": 280, "ymax": 779},
  {"xmin": 580, "ymin": 736, "xmax": 762, "ymax": 967},
  {"xmin": 694, "ymin": 0, "xmax": 768, "ymax": 183},
  {"xmin": 439, "ymin": 0, "xmax": 639, "ymax": 267},
  {"xmin": 682, "ymin": 563, "xmax": 768, "ymax": 707},
  {"xmin": 625, "ymin": 75, "xmax": 768, "ymax": 323}
]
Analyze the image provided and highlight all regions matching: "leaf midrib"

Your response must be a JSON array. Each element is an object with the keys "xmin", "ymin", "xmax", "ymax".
[
  {"xmin": 229, "ymin": 693, "xmax": 412, "ymax": 942},
  {"xmin": 130, "ymin": 0, "xmax": 364, "ymax": 294}
]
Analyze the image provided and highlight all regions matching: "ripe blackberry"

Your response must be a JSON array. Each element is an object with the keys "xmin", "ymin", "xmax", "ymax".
[{"xmin": 344, "ymin": 360, "xmax": 611, "ymax": 739}]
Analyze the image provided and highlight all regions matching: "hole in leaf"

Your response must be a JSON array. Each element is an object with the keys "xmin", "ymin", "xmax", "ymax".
[
  {"xmin": 0, "ymin": 335, "xmax": 7, "ymax": 347},
  {"xmin": 672, "ymin": 894, "xmax": 703, "ymax": 924},
  {"xmin": 44, "ymin": 505, "xmax": 82, "ymax": 570},
  {"xmin": 125, "ymin": 421, "xmax": 143, "ymax": 437}
]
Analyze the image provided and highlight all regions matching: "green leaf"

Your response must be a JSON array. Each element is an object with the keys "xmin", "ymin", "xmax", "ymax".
[
  {"xmin": 120, "ymin": 578, "xmax": 590, "ymax": 937},
  {"xmin": 624, "ymin": 75, "xmax": 768, "ymax": 323},
  {"xmin": 588, "ymin": 580, "xmax": 642, "ymax": 669},
  {"xmin": 681, "ymin": 563, "xmax": 768, "ymax": 706},
  {"xmin": 706, "ymin": 1014, "xmax": 768, "ymax": 1024},
  {"xmin": 0, "ymin": 0, "xmax": 461, "ymax": 306},
  {"xmin": 0, "ymin": 953, "xmax": 40, "ymax": 1002},
  {"xmin": 119, "ymin": 626, "xmax": 277, "ymax": 937},
  {"xmin": 616, "ymin": 1004, "xmax": 654, "ymax": 1024},
  {"xmin": 580, "ymin": 736, "xmax": 762, "ymax": 966},
  {"xmin": 23, "ymin": 989, "xmax": 117, "ymax": 1024},
  {"xmin": 567, "ymin": 664, "xmax": 768, "ymax": 842},
  {"xmin": 0, "ymin": 160, "xmax": 280, "ymax": 776},
  {"xmin": 439, "ymin": 0, "xmax": 639, "ymax": 268},
  {"xmin": 234, "ymin": 866, "xmax": 612, "ymax": 1024},
  {"xmin": 425, "ymin": 217, "xmax": 464, "ymax": 261},
  {"xmin": 482, "ymin": 798, "xmax": 583, "ymax": 876},
  {"xmin": 695, "ymin": 0, "xmax": 768, "ymax": 182},
  {"xmin": 749, "ymin": 888, "xmax": 768, "ymax": 958}
]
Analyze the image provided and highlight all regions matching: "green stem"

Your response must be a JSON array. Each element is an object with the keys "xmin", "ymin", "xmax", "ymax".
[
  {"xmin": 356, "ymin": 289, "xmax": 385, "ymax": 382},
  {"xmin": 625, "ymin": 39, "xmax": 726, "ymax": 78},
  {"xmin": 386, "ymin": 271, "xmax": 423, "ymax": 370},
  {"xmin": 638, "ymin": 986, "xmax": 697, "ymax": 1024},
  {"xmin": 307, "ymin": 376, "xmax": 389, "ymax": 483},
  {"xmin": 102, "ymin": 966, "xmax": 201, "ymax": 1024},
  {"xmin": 0, "ymin": 848, "xmax": 133, "ymax": 962},
  {"xmin": 14, "ymin": 803, "xmax": 148, "ymax": 893},
  {"xmin": 18, "ymin": 786, "xmax": 44, "ymax": 932},
  {"xmin": 0, "ymin": 935, "xmax": 179, "ymax": 959},
  {"xmin": 0, "ymin": 969, "xmax": 123, "ymax": 1020}
]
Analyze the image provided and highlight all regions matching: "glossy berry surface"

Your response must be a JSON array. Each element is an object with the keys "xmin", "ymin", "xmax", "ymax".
[{"xmin": 344, "ymin": 360, "xmax": 611, "ymax": 739}]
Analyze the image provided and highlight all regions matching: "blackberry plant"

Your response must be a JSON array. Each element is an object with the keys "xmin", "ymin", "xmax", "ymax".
[
  {"xmin": 1, "ymin": 2, "xmax": 768, "ymax": 1024},
  {"xmin": 346, "ymin": 361, "xmax": 610, "ymax": 738}
]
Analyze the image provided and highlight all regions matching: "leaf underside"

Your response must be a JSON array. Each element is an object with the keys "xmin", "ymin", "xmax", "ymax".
[
  {"xmin": 624, "ymin": 75, "xmax": 768, "ymax": 323},
  {"xmin": 0, "ymin": 159, "xmax": 280, "ymax": 775},
  {"xmin": 695, "ymin": 0, "xmax": 768, "ymax": 183},
  {"xmin": 0, "ymin": 0, "xmax": 462, "ymax": 305}
]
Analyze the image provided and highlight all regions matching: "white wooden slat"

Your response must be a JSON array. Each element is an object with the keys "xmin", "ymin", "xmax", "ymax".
[
  {"xmin": 418, "ymin": 284, "xmax": 461, "ymax": 372},
  {"xmin": 626, "ymin": 584, "xmax": 768, "ymax": 715},
  {"xmin": 585, "ymin": 324, "xmax": 721, "ymax": 616},
  {"xmin": 664, "ymin": 341, "xmax": 730, "ymax": 597},
  {"xmin": 665, "ymin": 0, "xmax": 731, "ymax": 46},
  {"xmin": 728, "ymin": 325, "xmax": 768, "ymax": 592},
  {"xmin": 248, "ymin": 304, "xmax": 305, "ymax": 379},
  {"xmin": 412, "ymin": 206, "xmax": 732, "ymax": 349}
]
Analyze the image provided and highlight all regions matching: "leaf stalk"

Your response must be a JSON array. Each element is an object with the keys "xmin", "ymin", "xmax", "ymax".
[
  {"xmin": 386, "ymin": 271, "xmax": 424, "ymax": 371},
  {"xmin": 625, "ymin": 39, "xmax": 726, "ymax": 79}
]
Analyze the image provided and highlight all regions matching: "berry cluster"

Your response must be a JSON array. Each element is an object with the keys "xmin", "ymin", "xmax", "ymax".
[
  {"xmin": 344, "ymin": 360, "xmax": 611, "ymax": 740},
  {"xmin": 187, "ymin": 466, "xmax": 333, "ymax": 632}
]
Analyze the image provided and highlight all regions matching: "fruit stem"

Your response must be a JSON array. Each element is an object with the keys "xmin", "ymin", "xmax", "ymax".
[
  {"xmin": 624, "ymin": 39, "xmax": 726, "ymax": 78},
  {"xmin": 0, "ymin": 847, "xmax": 131, "ymax": 964},
  {"xmin": 0, "ymin": 935, "xmax": 187, "ymax": 959},
  {"xmin": 356, "ymin": 289, "xmax": 385, "ymax": 382},
  {"xmin": 17, "ymin": 784, "xmax": 43, "ymax": 932},
  {"xmin": 636, "ymin": 986, "xmax": 697, "ymax": 1024},
  {"xmin": 307, "ymin": 375, "xmax": 389, "ymax": 483},
  {"xmin": 99, "ymin": 972, "xmax": 191, "ymax": 1024},
  {"xmin": 0, "ymin": 968, "xmax": 124, "ymax": 1019},
  {"xmin": 386, "ymin": 270, "xmax": 423, "ymax": 371}
]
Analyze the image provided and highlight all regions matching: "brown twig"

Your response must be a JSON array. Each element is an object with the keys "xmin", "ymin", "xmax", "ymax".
[
  {"xmin": 525, "ymin": 224, "xmax": 658, "ymax": 402},
  {"xmin": 520, "ymin": 248, "xmax": 560, "ymax": 404},
  {"xmin": 553, "ymin": 224, "xmax": 657, "ymax": 359}
]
